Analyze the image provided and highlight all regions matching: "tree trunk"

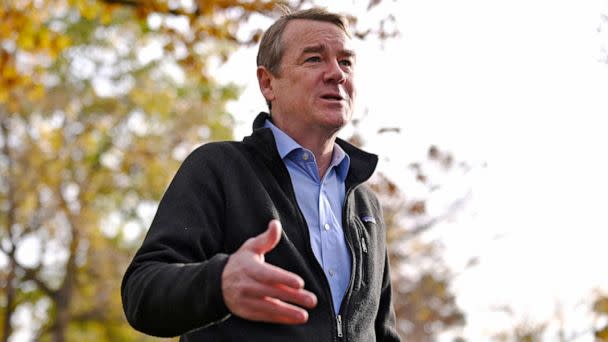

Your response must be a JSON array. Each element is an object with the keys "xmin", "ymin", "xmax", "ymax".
[
  {"xmin": 1, "ymin": 114, "xmax": 16, "ymax": 342},
  {"xmin": 1, "ymin": 259, "xmax": 16, "ymax": 342},
  {"xmin": 51, "ymin": 292, "xmax": 70, "ymax": 342},
  {"xmin": 51, "ymin": 211, "xmax": 79, "ymax": 342},
  {"xmin": 51, "ymin": 258, "xmax": 75, "ymax": 342}
]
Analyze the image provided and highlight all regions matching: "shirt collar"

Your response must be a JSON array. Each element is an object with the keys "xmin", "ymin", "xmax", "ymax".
[
  {"xmin": 263, "ymin": 119, "xmax": 301, "ymax": 159},
  {"xmin": 263, "ymin": 119, "xmax": 350, "ymax": 180},
  {"xmin": 332, "ymin": 144, "xmax": 350, "ymax": 181}
]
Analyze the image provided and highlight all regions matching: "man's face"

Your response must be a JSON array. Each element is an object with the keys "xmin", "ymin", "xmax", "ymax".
[{"xmin": 262, "ymin": 19, "xmax": 356, "ymax": 135}]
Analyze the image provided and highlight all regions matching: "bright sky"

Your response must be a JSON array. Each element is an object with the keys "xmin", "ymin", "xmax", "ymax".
[{"xmin": 217, "ymin": 0, "xmax": 608, "ymax": 340}]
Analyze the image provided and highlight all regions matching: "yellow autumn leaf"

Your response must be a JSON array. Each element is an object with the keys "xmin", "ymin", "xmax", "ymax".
[
  {"xmin": 596, "ymin": 325, "xmax": 608, "ymax": 341},
  {"xmin": 129, "ymin": 88, "xmax": 147, "ymax": 107},
  {"xmin": 17, "ymin": 74, "xmax": 33, "ymax": 90},
  {"xmin": 18, "ymin": 192, "xmax": 38, "ymax": 217},
  {"xmin": 0, "ymin": 19, "xmax": 12, "ymax": 38},
  {"xmin": 27, "ymin": 84, "xmax": 45, "ymax": 101},
  {"xmin": 56, "ymin": 35, "xmax": 71, "ymax": 50},
  {"xmin": 16, "ymin": 22, "xmax": 36, "ymax": 50},
  {"xmin": 43, "ymin": 129, "xmax": 63, "ymax": 152},
  {"xmin": 100, "ymin": 8, "xmax": 113, "ymax": 25},
  {"xmin": 38, "ymin": 28, "xmax": 51, "ymax": 49},
  {"xmin": 0, "ymin": 87, "xmax": 8, "ymax": 103},
  {"xmin": 594, "ymin": 297, "xmax": 608, "ymax": 314},
  {"xmin": 81, "ymin": 133, "xmax": 101, "ymax": 155},
  {"xmin": 80, "ymin": 0, "xmax": 100, "ymax": 21},
  {"xmin": 7, "ymin": 97, "xmax": 20, "ymax": 113},
  {"xmin": 2, "ymin": 65, "xmax": 18, "ymax": 80}
]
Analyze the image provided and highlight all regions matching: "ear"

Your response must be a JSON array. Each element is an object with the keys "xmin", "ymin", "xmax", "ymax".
[{"xmin": 257, "ymin": 66, "xmax": 276, "ymax": 104}]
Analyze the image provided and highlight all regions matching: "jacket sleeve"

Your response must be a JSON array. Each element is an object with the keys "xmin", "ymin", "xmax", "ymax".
[
  {"xmin": 375, "ymin": 249, "xmax": 401, "ymax": 341},
  {"xmin": 121, "ymin": 147, "xmax": 231, "ymax": 337}
]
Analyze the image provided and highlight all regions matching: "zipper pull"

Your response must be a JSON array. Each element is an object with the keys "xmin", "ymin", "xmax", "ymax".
[
  {"xmin": 337, "ymin": 315, "xmax": 343, "ymax": 337},
  {"xmin": 361, "ymin": 236, "xmax": 368, "ymax": 253}
]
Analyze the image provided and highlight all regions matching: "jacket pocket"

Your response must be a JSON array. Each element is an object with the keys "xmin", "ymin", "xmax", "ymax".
[{"xmin": 353, "ymin": 220, "xmax": 368, "ymax": 291}]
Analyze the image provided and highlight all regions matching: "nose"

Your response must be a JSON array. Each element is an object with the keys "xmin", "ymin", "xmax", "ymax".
[{"xmin": 323, "ymin": 59, "xmax": 346, "ymax": 84}]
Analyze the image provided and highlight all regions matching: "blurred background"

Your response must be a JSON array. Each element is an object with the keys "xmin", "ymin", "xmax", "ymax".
[{"xmin": 1, "ymin": 0, "xmax": 607, "ymax": 341}]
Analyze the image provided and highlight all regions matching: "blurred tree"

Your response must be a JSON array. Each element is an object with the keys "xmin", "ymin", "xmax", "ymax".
[
  {"xmin": 370, "ymin": 150, "xmax": 470, "ymax": 342},
  {"xmin": 350, "ymin": 124, "xmax": 473, "ymax": 341},
  {"xmin": 490, "ymin": 311, "xmax": 547, "ymax": 342},
  {"xmin": 1, "ymin": 0, "xmax": 401, "ymax": 341},
  {"xmin": 593, "ymin": 294, "xmax": 608, "ymax": 341},
  {"xmin": 0, "ymin": 0, "xmax": 267, "ymax": 340},
  {"xmin": 489, "ymin": 298, "xmax": 607, "ymax": 342}
]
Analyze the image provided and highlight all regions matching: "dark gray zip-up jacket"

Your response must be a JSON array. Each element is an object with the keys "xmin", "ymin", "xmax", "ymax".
[{"xmin": 121, "ymin": 112, "xmax": 400, "ymax": 341}]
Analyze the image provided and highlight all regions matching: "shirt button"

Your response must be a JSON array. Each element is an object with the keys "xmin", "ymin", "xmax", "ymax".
[
  {"xmin": 302, "ymin": 153, "xmax": 309, "ymax": 160},
  {"xmin": 323, "ymin": 223, "xmax": 330, "ymax": 231},
  {"xmin": 329, "ymin": 269, "xmax": 336, "ymax": 277}
]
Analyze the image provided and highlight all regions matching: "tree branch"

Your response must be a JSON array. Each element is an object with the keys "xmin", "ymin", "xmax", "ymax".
[
  {"xmin": 70, "ymin": 308, "xmax": 108, "ymax": 323},
  {"xmin": 101, "ymin": 0, "xmax": 197, "ymax": 17},
  {"xmin": 18, "ymin": 263, "xmax": 57, "ymax": 297},
  {"xmin": 405, "ymin": 191, "xmax": 471, "ymax": 239},
  {"xmin": 1, "ymin": 114, "xmax": 17, "ymax": 342}
]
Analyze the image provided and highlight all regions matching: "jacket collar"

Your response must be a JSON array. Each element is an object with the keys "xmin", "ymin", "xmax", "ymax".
[{"xmin": 243, "ymin": 112, "xmax": 378, "ymax": 188}]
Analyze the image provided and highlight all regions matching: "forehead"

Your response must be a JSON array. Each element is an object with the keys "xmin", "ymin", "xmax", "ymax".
[{"xmin": 281, "ymin": 19, "xmax": 354, "ymax": 55}]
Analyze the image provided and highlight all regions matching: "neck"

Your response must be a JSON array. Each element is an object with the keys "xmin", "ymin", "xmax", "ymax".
[
  {"xmin": 299, "ymin": 134, "xmax": 336, "ymax": 179},
  {"xmin": 272, "ymin": 117, "xmax": 338, "ymax": 179}
]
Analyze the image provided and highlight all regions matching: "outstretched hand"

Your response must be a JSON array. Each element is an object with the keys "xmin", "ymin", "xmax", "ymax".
[{"xmin": 221, "ymin": 220, "xmax": 317, "ymax": 324}]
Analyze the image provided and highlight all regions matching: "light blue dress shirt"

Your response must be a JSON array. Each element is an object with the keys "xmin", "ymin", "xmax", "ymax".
[{"xmin": 264, "ymin": 119, "xmax": 352, "ymax": 314}]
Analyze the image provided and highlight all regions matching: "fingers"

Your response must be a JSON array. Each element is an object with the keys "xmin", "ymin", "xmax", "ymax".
[
  {"xmin": 249, "ymin": 261, "xmax": 304, "ymax": 290},
  {"xmin": 238, "ymin": 296, "xmax": 310, "ymax": 324},
  {"xmin": 222, "ymin": 219, "xmax": 318, "ymax": 325},
  {"xmin": 243, "ymin": 281, "xmax": 317, "ymax": 309},
  {"xmin": 246, "ymin": 219, "xmax": 282, "ymax": 255}
]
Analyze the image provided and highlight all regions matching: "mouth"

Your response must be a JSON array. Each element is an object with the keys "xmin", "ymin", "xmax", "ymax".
[{"xmin": 320, "ymin": 94, "xmax": 345, "ymax": 101}]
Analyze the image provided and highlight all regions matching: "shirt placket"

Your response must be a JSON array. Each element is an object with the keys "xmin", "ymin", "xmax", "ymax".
[{"xmin": 319, "ymin": 184, "xmax": 334, "ymax": 277}]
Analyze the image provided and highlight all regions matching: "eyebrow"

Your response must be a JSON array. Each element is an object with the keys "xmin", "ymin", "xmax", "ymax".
[{"xmin": 301, "ymin": 44, "xmax": 356, "ymax": 58}]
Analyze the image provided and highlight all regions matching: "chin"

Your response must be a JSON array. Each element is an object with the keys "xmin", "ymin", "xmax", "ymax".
[{"xmin": 323, "ymin": 113, "xmax": 351, "ymax": 130}]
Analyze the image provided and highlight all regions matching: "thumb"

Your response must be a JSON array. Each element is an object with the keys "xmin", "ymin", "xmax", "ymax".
[{"xmin": 248, "ymin": 219, "xmax": 282, "ymax": 255}]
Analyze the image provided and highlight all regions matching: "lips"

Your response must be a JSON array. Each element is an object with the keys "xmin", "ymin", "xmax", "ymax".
[{"xmin": 320, "ymin": 93, "xmax": 345, "ymax": 101}]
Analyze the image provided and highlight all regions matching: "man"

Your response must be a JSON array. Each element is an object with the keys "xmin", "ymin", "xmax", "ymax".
[{"xmin": 122, "ymin": 7, "xmax": 400, "ymax": 342}]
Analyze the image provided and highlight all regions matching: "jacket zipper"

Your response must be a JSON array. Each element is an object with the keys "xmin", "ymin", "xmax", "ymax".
[
  {"xmin": 286, "ymin": 171, "xmax": 362, "ymax": 341},
  {"xmin": 260, "ymin": 126, "xmax": 376, "ymax": 341},
  {"xmin": 287, "ymin": 182, "xmax": 350, "ymax": 340},
  {"xmin": 361, "ymin": 232, "xmax": 368, "ymax": 289},
  {"xmin": 361, "ymin": 235, "xmax": 368, "ymax": 253},
  {"xmin": 335, "ymin": 185, "xmax": 361, "ymax": 341},
  {"xmin": 355, "ymin": 221, "xmax": 368, "ymax": 291}
]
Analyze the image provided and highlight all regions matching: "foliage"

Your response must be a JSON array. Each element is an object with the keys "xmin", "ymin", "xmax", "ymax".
[
  {"xmin": 594, "ymin": 294, "xmax": 608, "ymax": 341},
  {"xmin": 491, "ymin": 317, "xmax": 547, "ymax": 342},
  {"xmin": 351, "ymin": 119, "xmax": 471, "ymax": 341},
  {"xmin": 368, "ymin": 147, "xmax": 470, "ymax": 342},
  {"xmin": 0, "ymin": 0, "xmax": 257, "ymax": 340},
  {"xmin": 487, "ymin": 297, "xmax": 608, "ymax": 342}
]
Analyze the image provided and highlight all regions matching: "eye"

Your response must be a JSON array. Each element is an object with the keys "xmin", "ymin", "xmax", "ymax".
[
  {"xmin": 339, "ymin": 59, "xmax": 353, "ymax": 67},
  {"xmin": 305, "ymin": 56, "xmax": 322, "ymax": 63}
]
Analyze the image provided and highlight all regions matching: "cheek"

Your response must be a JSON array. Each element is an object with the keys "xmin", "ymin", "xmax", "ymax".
[
  {"xmin": 345, "ymin": 73, "xmax": 355, "ymax": 92},
  {"xmin": 348, "ymin": 82, "xmax": 356, "ymax": 101}
]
